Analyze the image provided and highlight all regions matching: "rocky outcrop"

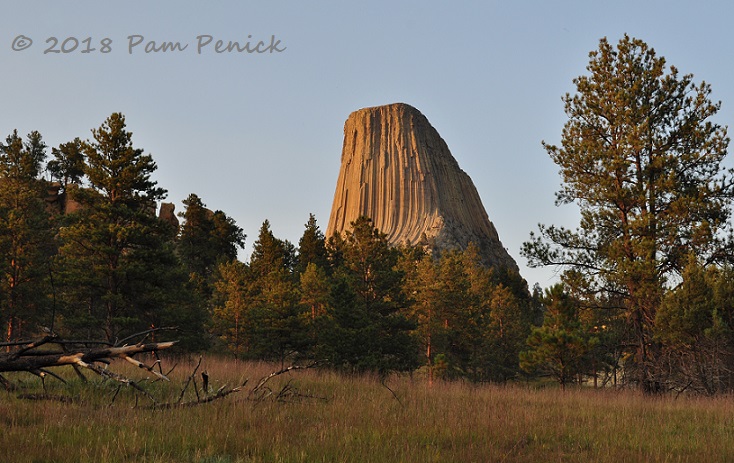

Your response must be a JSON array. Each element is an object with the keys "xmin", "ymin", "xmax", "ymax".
[
  {"xmin": 326, "ymin": 103, "xmax": 518, "ymax": 271},
  {"xmin": 44, "ymin": 182, "xmax": 179, "ymax": 227},
  {"xmin": 159, "ymin": 202, "xmax": 179, "ymax": 229},
  {"xmin": 44, "ymin": 182, "xmax": 83, "ymax": 215}
]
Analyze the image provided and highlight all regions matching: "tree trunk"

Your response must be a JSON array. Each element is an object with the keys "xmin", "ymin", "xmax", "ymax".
[{"xmin": 0, "ymin": 337, "xmax": 175, "ymax": 373}]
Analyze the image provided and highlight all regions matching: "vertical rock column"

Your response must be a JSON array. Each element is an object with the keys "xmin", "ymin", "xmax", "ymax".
[{"xmin": 326, "ymin": 103, "xmax": 518, "ymax": 272}]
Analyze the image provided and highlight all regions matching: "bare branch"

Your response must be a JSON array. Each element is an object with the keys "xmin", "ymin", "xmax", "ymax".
[
  {"xmin": 121, "ymin": 355, "xmax": 169, "ymax": 382},
  {"xmin": 177, "ymin": 356, "xmax": 202, "ymax": 404},
  {"xmin": 154, "ymin": 385, "xmax": 242, "ymax": 410},
  {"xmin": 0, "ymin": 341, "xmax": 176, "ymax": 373},
  {"xmin": 76, "ymin": 359, "xmax": 158, "ymax": 405},
  {"xmin": 115, "ymin": 326, "xmax": 178, "ymax": 347},
  {"xmin": 250, "ymin": 362, "xmax": 319, "ymax": 397}
]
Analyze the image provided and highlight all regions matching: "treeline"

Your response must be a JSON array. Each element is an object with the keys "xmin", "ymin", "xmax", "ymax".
[
  {"xmin": 210, "ymin": 216, "xmax": 537, "ymax": 381},
  {"xmin": 0, "ymin": 114, "xmax": 230, "ymax": 350},
  {"xmin": 0, "ymin": 112, "xmax": 538, "ymax": 383},
  {"xmin": 7, "ymin": 43, "xmax": 734, "ymax": 395}
]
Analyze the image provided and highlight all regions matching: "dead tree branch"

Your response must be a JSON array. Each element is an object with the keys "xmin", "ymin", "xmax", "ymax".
[
  {"xmin": 249, "ymin": 362, "xmax": 318, "ymax": 398},
  {"xmin": 177, "ymin": 356, "xmax": 203, "ymax": 404},
  {"xmin": 0, "ymin": 341, "xmax": 176, "ymax": 373},
  {"xmin": 0, "ymin": 329, "xmax": 177, "ymax": 395},
  {"xmin": 154, "ymin": 384, "xmax": 244, "ymax": 410}
]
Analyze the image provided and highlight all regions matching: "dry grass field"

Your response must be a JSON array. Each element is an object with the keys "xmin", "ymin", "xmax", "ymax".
[{"xmin": 1, "ymin": 356, "xmax": 733, "ymax": 462}]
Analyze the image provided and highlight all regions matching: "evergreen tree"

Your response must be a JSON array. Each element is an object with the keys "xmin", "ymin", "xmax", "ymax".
[
  {"xmin": 178, "ymin": 193, "xmax": 215, "ymax": 279},
  {"xmin": 436, "ymin": 246, "xmax": 531, "ymax": 382},
  {"xmin": 296, "ymin": 213, "xmax": 328, "ymax": 275},
  {"xmin": 401, "ymin": 249, "xmax": 443, "ymax": 380},
  {"xmin": 177, "ymin": 193, "xmax": 245, "ymax": 302},
  {"xmin": 434, "ymin": 249, "xmax": 473, "ymax": 378},
  {"xmin": 318, "ymin": 217, "xmax": 418, "ymax": 374},
  {"xmin": 520, "ymin": 284, "xmax": 597, "ymax": 389},
  {"xmin": 56, "ymin": 113, "xmax": 183, "ymax": 341},
  {"xmin": 211, "ymin": 260, "xmax": 250, "ymax": 358},
  {"xmin": 221, "ymin": 220, "xmax": 307, "ymax": 362},
  {"xmin": 300, "ymin": 262, "xmax": 330, "ymax": 321},
  {"xmin": 48, "ymin": 138, "xmax": 85, "ymax": 189},
  {"xmin": 476, "ymin": 280, "xmax": 531, "ymax": 382},
  {"xmin": 0, "ymin": 130, "xmax": 46, "ymax": 179},
  {"xmin": 250, "ymin": 220, "xmax": 296, "ymax": 277},
  {"xmin": 210, "ymin": 210, "xmax": 245, "ymax": 262},
  {"xmin": 0, "ymin": 130, "xmax": 54, "ymax": 340},
  {"xmin": 656, "ymin": 259, "xmax": 734, "ymax": 394},
  {"xmin": 522, "ymin": 35, "xmax": 734, "ymax": 392}
]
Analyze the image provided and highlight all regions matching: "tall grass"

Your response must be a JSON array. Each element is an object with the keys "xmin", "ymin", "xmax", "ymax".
[{"xmin": 1, "ymin": 356, "xmax": 733, "ymax": 462}]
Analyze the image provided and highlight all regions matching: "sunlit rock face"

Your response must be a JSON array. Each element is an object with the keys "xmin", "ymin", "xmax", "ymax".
[{"xmin": 326, "ymin": 103, "xmax": 518, "ymax": 271}]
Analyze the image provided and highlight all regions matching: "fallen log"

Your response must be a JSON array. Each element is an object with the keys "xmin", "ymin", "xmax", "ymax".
[
  {"xmin": 0, "ymin": 341, "xmax": 176, "ymax": 373},
  {"xmin": 2, "ymin": 333, "xmax": 323, "ymax": 410}
]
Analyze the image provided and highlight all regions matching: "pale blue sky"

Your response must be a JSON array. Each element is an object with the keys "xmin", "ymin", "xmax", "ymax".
[{"xmin": 2, "ymin": 1, "xmax": 733, "ymax": 288}]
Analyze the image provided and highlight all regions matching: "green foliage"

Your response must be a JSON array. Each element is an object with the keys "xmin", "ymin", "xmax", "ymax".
[
  {"xmin": 19, "ymin": 96, "xmax": 734, "ymax": 390},
  {"xmin": 211, "ymin": 260, "xmax": 250, "ymax": 358},
  {"xmin": 0, "ymin": 130, "xmax": 54, "ymax": 339},
  {"xmin": 250, "ymin": 220, "xmax": 296, "ymax": 277},
  {"xmin": 296, "ymin": 213, "xmax": 328, "ymax": 274},
  {"xmin": 522, "ymin": 35, "xmax": 734, "ymax": 392},
  {"xmin": 55, "ymin": 113, "xmax": 191, "ymax": 342},
  {"xmin": 83, "ymin": 113, "xmax": 166, "ymax": 205},
  {"xmin": 317, "ymin": 217, "xmax": 419, "ymax": 375},
  {"xmin": 656, "ymin": 259, "xmax": 734, "ymax": 394},
  {"xmin": 300, "ymin": 262, "xmax": 329, "ymax": 320},
  {"xmin": 403, "ymin": 243, "xmax": 533, "ymax": 382},
  {"xmin": 520, "ymin": 284, "xmax": 598, "ymax": 389},
  {"xmin": 177, "ymin": 193, "xmax": 245, "ymax": 304},
  {"xmin": 178, "ymin": 193, "xmax": 215, "ymax": 276},
  {"xmin": 401, "ymin": 251, "xmax": 441, "ymax": 376},
  {"xmin": 0, "ymin": 129, "xmax": 46, "ymax": 180},
  {"xmin": 48, "ymin": 138, "xmax": 85, "ymax": 188},
  {"xmin": 657, "ymin": 260, "xmax": 715, "ymax": 347},
  {"xmin": 211, "ymin": 220, "xmax": 307, "ymax": 362}
]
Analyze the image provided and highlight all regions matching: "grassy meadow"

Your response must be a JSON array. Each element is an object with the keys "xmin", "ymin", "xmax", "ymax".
[{"xmin": 1, "ymin": 356, "xmax": 733, "ymax": 462}]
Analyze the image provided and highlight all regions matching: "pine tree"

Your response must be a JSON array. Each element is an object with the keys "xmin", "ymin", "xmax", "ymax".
[
  {"xmin": 250, "ymin": 220, "xmax": 296, "ymax": 278},
  {"xmin": 233, "ymin": 220, "xmax": 307, "ymax": 362},
  {"xmin": 296, "ymin": 213, "xmax": 328, "ymax": 275},
  {"xmin": 401, "ymin": 249, "xmax": 443, "ymax": 380},
  {"xmin": 427, "ymin": 246, "xmax": 531, "ymax": 382},
  {"xmin": 177, "ymin": 193, "xmax": 245, "ymax": 302},
  {"xmin": 211, "ymin": 260, "xmax": 250, "ymax": 358},
  {"xmin": 0, "ymin": 130, "xmax": 54, "ymax": 340},
  {"xmin": 520, "ymin": 284, "xmax": 597, "ymax": 389},
  {"xmin": 656, "ymin": 258, "xmax": 734, "ymax": 393},
  {"xmin": 56, "ymin": 113, "xmax": 181, "ymax": 341},
  {"xmin": 434, "ymin": 249, "xmax": 473, "ymax": 378},
  {"xmin": 178, "ymin": 194, "xmax": 215, "ymax": 278},
  {"xmin": 48, "ymin": 138, "xmax": 85, "ymax": 189},
  {"xmin": 522, "ymin": 35, "xmax": 734, "ymax": 392},
  {"xmin": 300, "ymin": 262, "xmax": 329, "ymax": 321},
  {"xmin": 318, "ymin": 217, "xmax": 418, "ymax": 374}
]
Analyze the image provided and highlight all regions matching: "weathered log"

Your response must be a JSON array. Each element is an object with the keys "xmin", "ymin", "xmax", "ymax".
[{"xmin": 0, "ymin": 341, "xmax": 176, "ymax": 373}]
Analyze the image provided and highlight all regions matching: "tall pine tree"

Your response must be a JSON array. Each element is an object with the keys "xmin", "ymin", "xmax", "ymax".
[
  {"xmin": 56, "ymin": 113, "xmax": 185, "ymax": 341},
  {"xmin": 522, "ymin": 35, "xmax": 734, "ymax": 392},
  {"xmin": 318, "ymin": 217, "xmax": 419, "ymax": 374},
  {"xmin": 0, "ymin": 130, "xmax": 54, "ymax": 340}
]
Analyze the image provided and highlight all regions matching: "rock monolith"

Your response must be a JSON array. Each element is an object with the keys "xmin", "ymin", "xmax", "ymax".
[{"xmin": 326, "ymin": 103, "xmax": 518, "ymax": 271}]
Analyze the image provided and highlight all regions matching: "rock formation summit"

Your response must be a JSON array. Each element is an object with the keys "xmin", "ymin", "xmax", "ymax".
[{"xmin": 326, "ymin": 103, "xmax": 518, "ymax": 271}]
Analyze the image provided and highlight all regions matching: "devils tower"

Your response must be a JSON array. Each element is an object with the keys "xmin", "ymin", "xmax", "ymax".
[{"xmin": 326, "ymin": 103, "xmax": 518, "ymax": 271}]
